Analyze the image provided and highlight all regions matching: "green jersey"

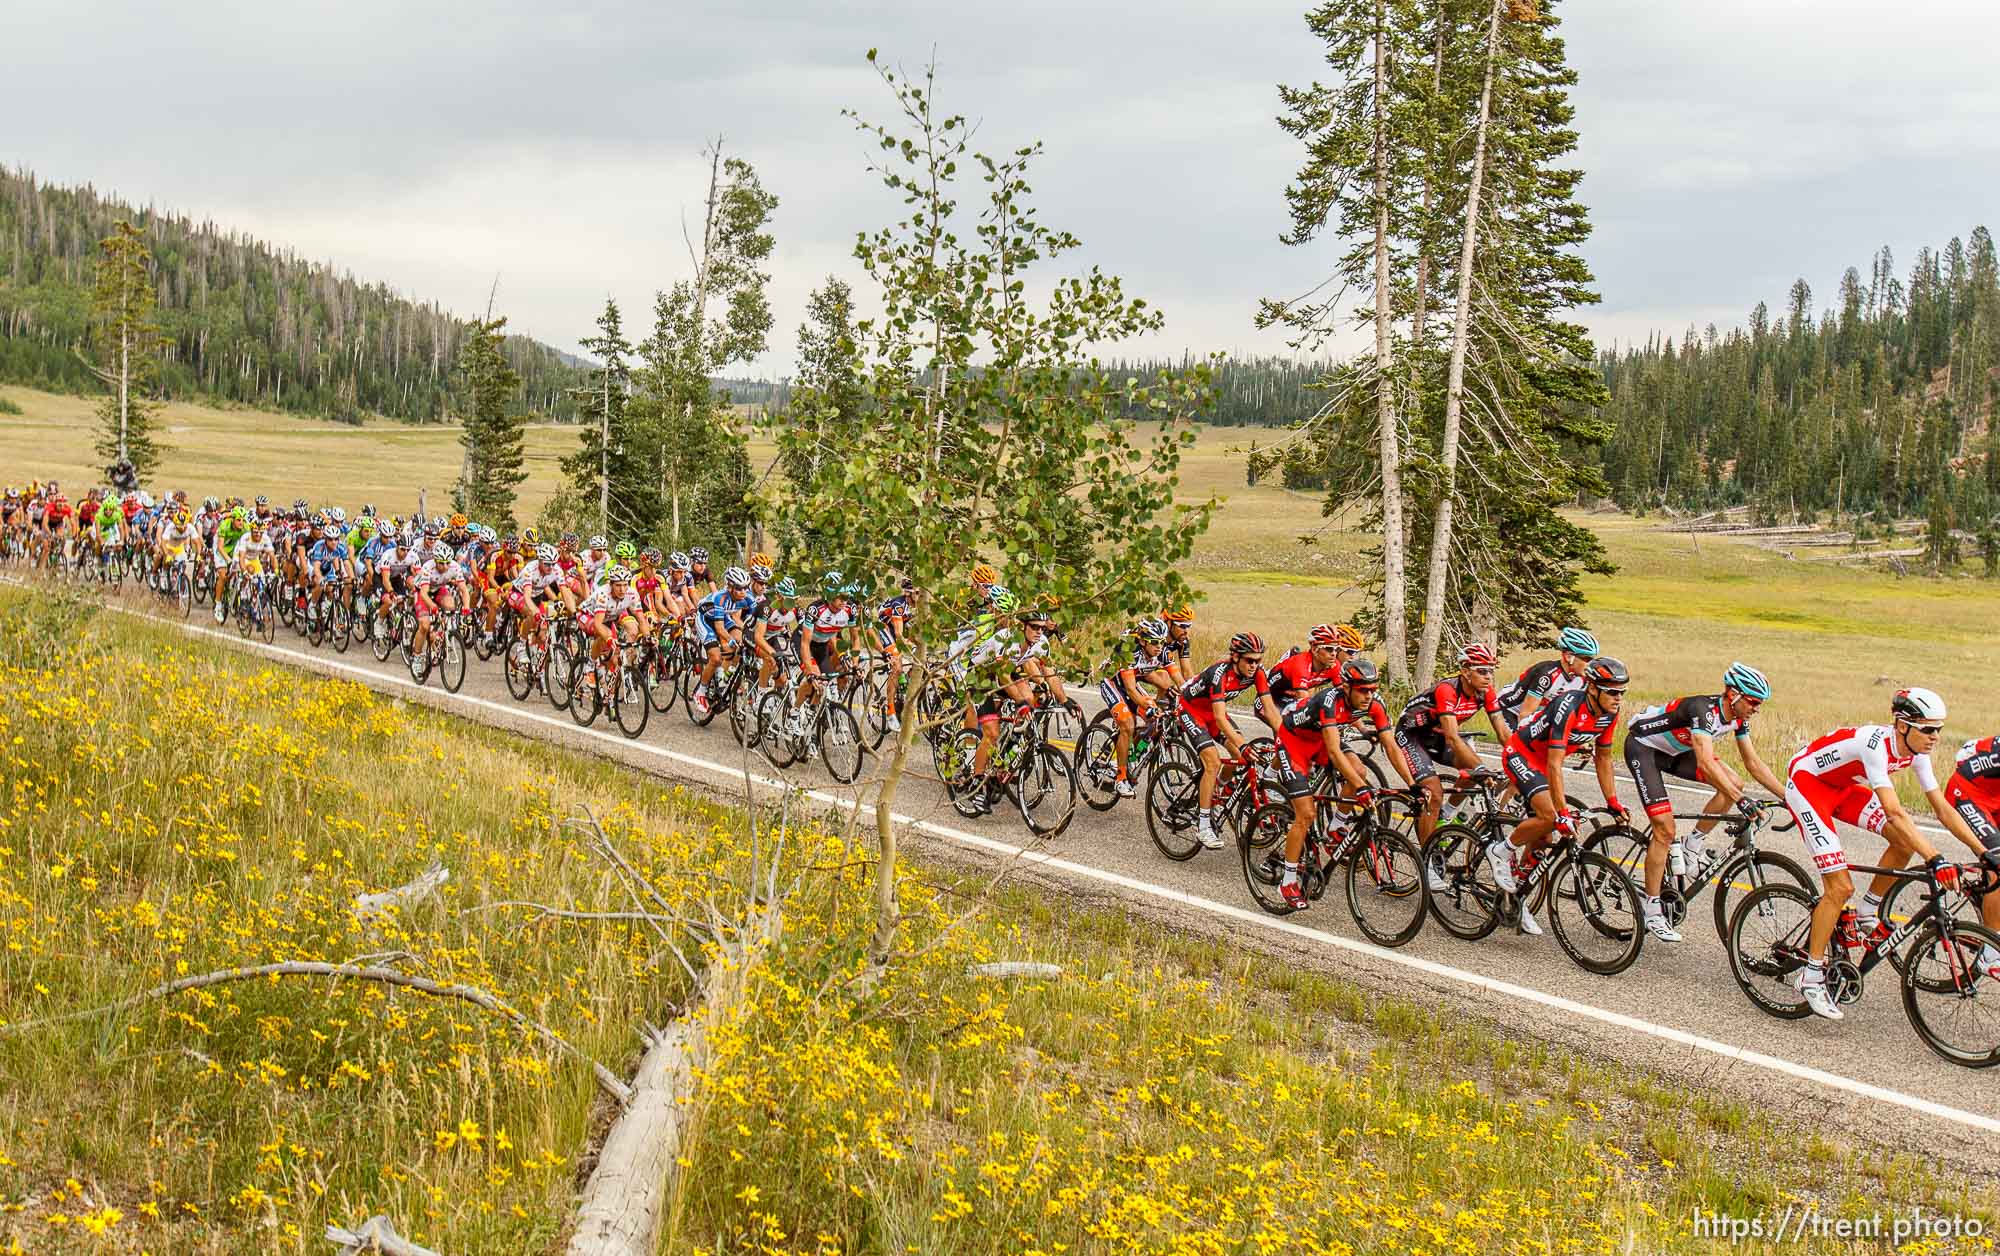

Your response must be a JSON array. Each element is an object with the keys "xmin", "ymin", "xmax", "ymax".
[{"xmin": 217, "ymin": 520, "xmax": 248, "ymax": 556}]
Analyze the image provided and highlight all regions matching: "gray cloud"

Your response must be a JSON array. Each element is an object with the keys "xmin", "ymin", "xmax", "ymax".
[{"xmin": 11, "ymin": 0, "xmax": 1997, "ymax": 373}]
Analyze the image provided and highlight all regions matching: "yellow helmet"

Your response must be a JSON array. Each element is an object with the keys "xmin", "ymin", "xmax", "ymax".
[
  {"xmin": 1333, "ymin": 623, "xmax": 1366, "ymax": 651},
  {"xmin": 1162, "ymin": 605, "xmax": 1195, "ymax": 624},
  {"xmin": 970, "ymin": 562, "xmax": 998, "ymax": 586}
]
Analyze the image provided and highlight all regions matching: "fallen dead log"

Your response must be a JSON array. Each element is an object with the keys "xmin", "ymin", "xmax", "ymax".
[
  {"xmin": 565, "ymin": 902, "xmax": 783, "ymax": 1256},
  {"xmin": 353, "ymin": 860, "xmax": 450, "ymax": 920},
  {"xmin": 326, "ymin": 1215, "xmax": 440, "ymax": 1256},
  {"xmin": 966, "ymin": 962, "xmax": 1063, "ymax": 980}
]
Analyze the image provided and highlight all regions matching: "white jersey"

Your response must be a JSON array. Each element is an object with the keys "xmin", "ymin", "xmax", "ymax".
[
  {"xmin": 511, "ymin": 559, "xmax": 564, "ymax": 594},
  {"xmin": 158, "ymin": 520, "xmax": 198, "ymax": 547},
  {"xmin": 1787, "ymin": 724, "xmax": 1938, "ymax": 795},
  {"xmin": 231, "ymin": 535, "xmax": 277, "ymax": 571},
  {"xmin": 414, "ymin": 559, "xmax": 467, "ymax": 589},
  {"xmin": 580, "ymin": 586, "xmax": 642, "ymax": 618}
]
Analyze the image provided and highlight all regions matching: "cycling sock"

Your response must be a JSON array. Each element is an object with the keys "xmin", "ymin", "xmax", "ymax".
[
  {"xmin": 1280, "ymin": 862, "xmax": 1299, "ymax": 887},
  {"xmin": 1857, "ymin": 892, "xmax": 1883, "ymax": 932},
  {"xmin": 1800, "ymin": 959, "xmax": 1825, "ymax": 987},
  {"xmin": 1199, "ymin": 808, "xmax": 1213, "ymax": 825},
  {"xmin": 1643, "ymin": 894, "xmax": 1661, "ymax": 917}
]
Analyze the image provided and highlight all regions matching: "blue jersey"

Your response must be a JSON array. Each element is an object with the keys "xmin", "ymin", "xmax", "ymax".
[
  {"xmin": 697, "ymin": 588, "xmax": 757, "ymax": 629},
  {"xmin": 308, "ymin": 539, "xmax": 347, "ymax": 571},
  {"xmin": 360, "ymin": 537, "xmax": 398, "ymax": 568}
]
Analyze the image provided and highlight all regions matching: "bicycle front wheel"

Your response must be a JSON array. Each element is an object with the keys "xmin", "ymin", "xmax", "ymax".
[
  {"xmin": 1710, "ymin": 849, "xmax": 1814, "ymax": 943},
  {"xmin": 1423, "ymin": 822, "xmax": 1502, "ymax": 941},
  {"xmin": 1901, "ymin": 919, "xmax": 2000, "ymax": 1068},
  {"xmin": 1546, "ymin": 849, "xmax": 1644, "ymax": 975},
  {"xmin": 1073, "ymin": 712, "xmax": 1125, "ymax": 812},
  {"xmin": 1015, "ymin": 745, "xmax": 1076, "ymax": 838},
  {"xmin": 1346, "ymin": 825, "xmax": 1428, "ymax": 948},
  {"xmin": 440, "ymin": 633, "xmax": 466, "ymax": 693},
  {"xmin": 820, "ymin": 703, "xmax": 864, "ymax": 784},
  {"xmin": 1240, "ymin": 802, "xmax": 1298, "ymax": 916},
  {"xmin": 1724, "ymin": 883, "xmax": 1816, "ymax": 1020},
  {"xmin": 1145, "ymin": 759, "xmax": 1203, "ymax": 861}
]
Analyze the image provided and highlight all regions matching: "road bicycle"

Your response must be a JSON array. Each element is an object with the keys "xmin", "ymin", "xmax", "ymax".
[
  {"xmin": 1578, "ymin": 798, "xmax": 1813, "ymax": 941},
  {"xmin": 937, "ymin": 698, "xmax": 1078, "ymax": 837},
  {"xmin": 559, "ymin": 620, "xmax": 649, "ymax": 738},
  {"xmin": 1241, "ymin": 778, "xmax": 1430, "ymax": 947},
  {"xmin": 1074, "ymin": 701, "xmax": 1193, "ymax": 813},
  {"xmin": 406, "ymin": 602, "xmax": 469, "ymax": 692},
  {"xmin": 757, "ymin": 664, "xmax": 865, "ymax": 783},
  {"xmin": 1425, "ymin": 798, "xmax": 1646, "ymax": 975},
  {"xmin": 228, "ymin": 571, "xmax": 277, "ymax": 644},
  {"xmin": 1146, "ymin": 732, "xmax": 1276, "ymax": 862},
  {"xmin": 1726, "ymin": 859, "xmax": 2000, "ymax": 1067}
]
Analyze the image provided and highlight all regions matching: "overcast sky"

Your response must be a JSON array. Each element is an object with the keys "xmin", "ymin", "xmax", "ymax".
[{"xmin": 13, "ymin": 0, "xmax": 1999, "ymax": 373}]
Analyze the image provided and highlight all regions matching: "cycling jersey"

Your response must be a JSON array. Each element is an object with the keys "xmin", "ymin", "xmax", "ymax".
[
  {"xmin": 1624, "ymin": 694, "xmax": 1754, "ymax": 816},
  {"xmin": 1947, "ymin": 736, "xmax": 2000, "ymax": 851},
  {"xmin": 1496, "ymin": 659, "xmax": 1580, "ymax": 726},
  {"xmin": 413, "ymin": 560, "xmax": 467, "ymax": 590},
  {"xmin": 509, "ymin": 559, "xmax": 564, "ymax": 595},
  {"xmin": 214, "ymin": 520, "xmax": 248, "ymax": 558},
  {"xmin": 1176, "ymin": 658, "xmax": 1271, "ymax": 749},
  {"xmin": 307, "ymin": 539, "xmax": 347, "ymax": 574},
  {"xmin": 579, "ymin": 585, "xmax": 642, "ymax": 623},
  {"xmin": 1785, "ymin": 725, "xmax": 1938, "ymax": 874},
  {"xmin": 77, "ymin": 500, "xmax": 100, "ymax": 527},
  {"xmin": 231, "ymin": 535, "xmax": 277, "ymax": 572},
  {"xmin": 1096, "ymin": 635, "xmax": 1174, "ymax": 713},
  {"xmin": 1265, "ymin": 649, "xmax": 1339, "ymax": 707},
  {"xmin": 801, "ymin": 599, "xmax": 853, "ymax": 643},
  {"xmin": 1397, "ymin": 678, "xmax": 1501, "ymax": 751},
  {"xmin": 1275, "ymin": 687, "xmax": 1389, "ymax": 794}
]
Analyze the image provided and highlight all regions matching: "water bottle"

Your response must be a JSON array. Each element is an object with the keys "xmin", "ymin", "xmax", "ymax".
[{"xmin": 1835, "ymin": 906, "xmax": 1861, "ymax": 950}]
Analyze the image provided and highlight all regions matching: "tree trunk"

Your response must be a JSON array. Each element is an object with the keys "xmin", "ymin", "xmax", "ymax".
[
  {"xmin": 1371, "ymin": 0, "xmax": 1409, "ymax": 682},
  {"xmin": 1410, "ymin": 8, "xmax": 1448, "ymax": 350},
  {"xmin": 599, "ymin": 371, "xmax": 610, "ymax": 535},
  {"xmin": 1413, "ymin": 0, "xmax": 1506, "ymax": 686}
]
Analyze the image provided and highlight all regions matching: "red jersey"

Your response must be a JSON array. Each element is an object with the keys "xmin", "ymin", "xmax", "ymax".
[
  {"xmin": 1265, "ymin": 650, "xmax": 1340, "ymax": 707},
  {"xmin": 1177, "ymin": 658, "xmax": 1270, "ymax": 717},
  {"xmin": 1507, "ymin": 688, "xmax": 1617, "ymax": 760},
  {"xmin": 1947, "ymin": 735, "xmax": 2000, "ymax": 811}
]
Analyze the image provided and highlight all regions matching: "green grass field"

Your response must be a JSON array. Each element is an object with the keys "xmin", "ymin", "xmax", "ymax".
[{"xmin": 8, "ymin": 382, "xmax": 1999, "ymax": 766}]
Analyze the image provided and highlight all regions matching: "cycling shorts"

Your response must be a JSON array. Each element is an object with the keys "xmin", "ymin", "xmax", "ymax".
[
  {"xmin": 1501, "ymin": 742, "xmax": 1552, "ymax": 803},
  {"xmin": 1177, "ymin": 705, "xmax": 1222, "ymax": 754},
  {"xmin": 974, "ymin": 690, "xmax": 1019, "ymax": 725},
  {"xmin": 1944, "ymin": 779, "xmax": 2000, "ymax": 853},
  {"xmin": 808, "ymin": 638, "xmax": 839, "ymax": 670},
  {"xmin": 416, "ymin": 587, "xmax": 450, "ymax": 617},
  {"xmin": 1625, "ymin": 742, "xmax": 1702, "ymax": 819},
  {"xmin": 1784, "ymin": 766, "xmax": 1889, "ymax": 877},
  {"xmin": 1273, "ymin": 728, "xmax": 1323, "ymax": 800},
  {"xmin": 1395, "ymin": 731, "xmax": 1443, "ymax": 785}
]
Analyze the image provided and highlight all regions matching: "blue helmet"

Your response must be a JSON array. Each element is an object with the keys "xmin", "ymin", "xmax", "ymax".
[
  {"xmin": 1557, "ymin": 627, "xmax": 1600, "ymax": 659},
  {"xmin": 1723, "ymin": 662, "xmax": 1771, "ymax": 701}
]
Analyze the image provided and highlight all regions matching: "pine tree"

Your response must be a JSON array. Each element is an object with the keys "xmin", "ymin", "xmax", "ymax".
[
  {"xmin": 562, "ymin": 298, "xmax": 634, "ymax": 536},
  {"xmin": 454, "ymin": 316, "xmax": 526, "ymax": 530},
  {"xmin": 86, "ymin": 220, "xmax": 168, "ymax": 478}
]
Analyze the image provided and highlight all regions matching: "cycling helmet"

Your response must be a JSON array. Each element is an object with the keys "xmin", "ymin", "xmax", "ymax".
[
  {"xmin": 1163, "ymin": 605, "xmax": 1195, "ymax": 624},
  {"xmin": 842, "ymin": 581, "xmax": 864, "ymax": 598},
  {"xmin": 450, "ymin": 513, "xmax": 468, "ymax": 529},
  {"xmin": 970, "ymin": 562, "xmax": 998, "ymax": 585},
  {"xmin": 429, "ymin": 514, "xmax": 446, "ymax": 530},
  {"xmin": 748, "ymin": 551, "xmax": 773, "ymax": 569},
  {"xmin": 606, "ymin": 564, "xmax": 632, "ymax": 584},
  {"xmin": 481, "ymin": 525, "xmax": 498, "ymax": 542},
  {"xmin": 1307, "ymin": 624, "xmax": 1339, "ymax": 649},
  {"xmin": 322, "ymin": 524, "xmax": 340, "ymax": 539},
  {"xmin": 203, "ymin": 496, "xmax": 219, "ymax": 510},
  {"xmin": 1583, "ymin": 656, "xmax": 1629, "ymax": 688},
  {"xmin": 1135, "ymin": 618, "xmax": 1168, "ymax": 643},
  {"xmin": 748, "ymin": 562, "xmax": 772, "ymax": 583},
  {"xmin": 669, "ymin": 551, "xmax": 690, "ymax": 571},
  {"xmin": 821, "ymin": 569, "xmax": 845, "ymax": 594},
  {"xmin": 376, "ymin": 519, "xmax": 394, "ymax": 537},
  {"xmin": 773, "ymin": 576, "xmax": 797, "ymax": 598},
  {"xmin": 1557, "ymin": 627, "xmax": 1600, "ymax": 658},
  {"xmin": 292, "ymin": 497, "xmax": 308, "ymax": 511},
  {"xmin": 588, "ymin": 534, "xmax": 607, "ymax": 550},
  {"xmin": 430, "ymin": 541, "xmax": 451, "ymax": 561},
  {"xmin": 984, "ymin": 582, "xmax": 1009, "ymax": 606},
  {"xmin": 1333, "ymin": 623, "xmax": 1366, "ymax": 651},
  {"xmin": 1722, "ymin": 662, "xmax": 1771, "ymax": 702},
  {"xmin": 1458, "ymin": 642, "xmax": 1498, "ymax": 668},
  {"xmin": 613, "ymin": 540, "xmax": 637, "ymax": 561},
  {"xmin": 230, "ymin": 506, "xmax": 249, "ymax": 524},
  {"xmin": 1891, "ymin": 687, "xmax": 1947, "ymax": 723},
  {"xmin": 361, "ymin": 503, "xmax": 376, "ymax": 517},
  {"xmin": 1339, "ymin": 657, "xmax": 1380, "ymax": 688},
  {"xmin": 1229, "ymin": 631, "xmax": 1265, "ymax": 657},
  {"xmin": 536, "ymin": 543, "xmax": 558, "ymax": 564},
  {"xmin": 988, "ymin": 588, "xmax": 1019, "ymax": 614},
  {"xmin": 137, "ymin": 492, "xmax": 154, "ymax": 508},
  {"xmin": 723, "ymin": 565, "xmax": 750, "ymax": 589},
  {"xmin": 329, "ymin": 506, "xmax": 346, "ymax": 523},
  {"xmin": 640, "ymin": 547, "xmax": 662, "ymax": 564},
  {"xmin": 689, "ymin": 547, "xmax": 709, "ymax": 564},
  {"xmin": 44, "ymin": 480, "xmax": 57, "ymax": 492},
  {"xmin": 254, "ymin": 494, "xmax": 268, "ymax": 506},
  {"xmin": 521, "ymin": 527, "xmax": 539, "ymax": 546}
]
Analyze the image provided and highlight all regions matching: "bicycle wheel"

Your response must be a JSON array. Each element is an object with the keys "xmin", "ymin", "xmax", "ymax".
[
  {"xmin": 176, "ymin": 569, "xmax": 194, "ymax": 618},
  {"xmin": 369, "ymin": 608, "xmax": 395, "ymax": 662},
  {"xmin": 1901, "ymin": 919, "xmax": 2000, "ymax": 1067},
  {"xmin": 757, "ymin": 690, "xmax": 799, "ymax": 769},
  {"xmin": 504, "ymin": 640, "xmax": 536, "ymax": 701},
  {"xmin": 256, "ymin": 592, "xmax": 276, "ymax": 644},
  {"xmin": 1145, "ymin": 760, "xmax": 1203, "ymax": 861},
  {"xmin": 820, "ymin": 703, "xmax": 864, "ymax": 784},
  {"xmin": 1073, "ymin": 712, "xmax": 1126, "ymax": 812},
  {"xmin": 565, "ymin": 653, "xmax": 598, "ymax": 726},
  {"xmin": 855, "ymin": 663, "xmax": 891, "ymax": 750},
  {"xmin": 647, "ymin": 644, "xmax": 679, "ymax": 715},
  {"xmin": 329, "ymin": 601, "xmax": 352, "ymax": 653},
  {"xmin": 1240, "ymin": 802, "xmax": 1299, "ymax": 915},
  {"xmin": 1724, "ymin": 883, "xmax": 1816, "ymax": 1020},
  {"xmin": 612, "ymin": 663, "xmax": 650, "ymax": 739},
  {"xmin": 1015, "ymin": 745, "xmax": 1076, "ymax": 838},
  {"xmin": 941, "ymin": 730, "xmax": 988, "ymax": 820},
  {"xmin": 1347, "ymin": 826, "xmax": 1429, "ymax": 948},
  {"xmin": 687, "ymin": 671, "xmax": 722, "ymax": 727},
  {"xmin": 1710, "ymin": 849, "xmax": 1814, "ymax": 943},
  {"xmin": 1546, "ymin": 849, "xmax": 1644, "ymax": 975},
  {"xmin": 439, "ymin": 632, "xmax": 466, "ymax": 693},
  {"xmin": 729, "ymin": 672, "xmax": 758, "ymax": 747},
  {"xmin": 1423, "ymin": 822, "xmax": 1503, "ymax": 941}
]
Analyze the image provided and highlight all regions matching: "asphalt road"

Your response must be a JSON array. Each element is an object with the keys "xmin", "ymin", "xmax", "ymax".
[{"xmin": 54, "ymin": 581, "xmax": 2000, "ymax": 1168}]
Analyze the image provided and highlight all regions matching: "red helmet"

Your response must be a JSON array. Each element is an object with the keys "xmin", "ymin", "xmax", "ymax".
[
  {"xmin": 1229, "ymin": 631, "xmax": 1265, "ymax": 657},
  {"xmin": 1458, "ymin": 642, "xmax": 1498, "ymax": 668},
  {"xmin": 1307, "ymin": 624, "xmax": 1338, "ymax": 649}
]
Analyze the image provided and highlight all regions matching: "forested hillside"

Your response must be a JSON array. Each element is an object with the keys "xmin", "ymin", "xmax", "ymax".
[
  {"xmin": 0, "ymin": 166, "xmax": 582, "ymax": 422},
  {"xmin": 1595, "ymin": 228, "xmax": 2000, "ymax": 523}
]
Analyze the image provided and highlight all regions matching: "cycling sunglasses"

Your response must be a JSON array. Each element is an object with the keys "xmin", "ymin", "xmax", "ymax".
[{"xmin": 1908, "ymin": 722, "xmax": 1945, "ymax": 737}]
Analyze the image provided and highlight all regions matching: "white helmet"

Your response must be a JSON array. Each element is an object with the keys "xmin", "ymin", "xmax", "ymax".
[
  {"xmin": 1891, "ymin": 687, "xmax": 1947, "ymax": 724},
  {"xmin": 606, "ymin": 564, "xmax": 632, "ymax": 583},
  {"xmin": 536, "ymin": 543, "xmax": 558, "ymax": 565},
  {"xmin": 431, "ymin": 541, "xmax": 452, "ymax": 562}
]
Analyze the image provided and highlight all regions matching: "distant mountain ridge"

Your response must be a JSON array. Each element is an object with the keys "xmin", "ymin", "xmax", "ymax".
[{"xmin": 0, "ymin": 165, "xmax": 583, "ymax": 423}]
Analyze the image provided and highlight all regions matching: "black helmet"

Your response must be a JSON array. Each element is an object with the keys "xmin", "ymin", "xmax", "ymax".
[
  {"xmin": 1339, "ymin": 657, "xmax": 1380, "ymax": 688},
  {"xmin": 1584, "ymin": 656, "xmax": 1629, "ymax": 688}
]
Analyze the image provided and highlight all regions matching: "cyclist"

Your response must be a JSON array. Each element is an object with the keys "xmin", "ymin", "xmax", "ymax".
[
  {"xmin": 1271, "ymin": 657, "xmax": 1415, "ymax": 909},
  {"xmin": 1489, "ymin": 656, "xmax": 1630, "ymax": 936},
  {"xmin": 211, "ymin": 507, "xmax": 251, "ymax": 621},
  {"xmin": 949, "ymin": 590, "xmax": 1038, "ymax": 816},
  {"xmin": 752, "ymin": 575, "xmax": 801, "ymax": 706},
  {"xmin": 875, "ymin": 578, "xmax": 916, "ymax": 735},
  {"xmin": 1396, "ymin": 642, "xmax": 1510, "ymax": 850},
  {"xmin": 1161, "ymin": 605, "xmax": 1196, "ymax": 684},
  {"xmin": 1783, "ymin": 689, "xmax": 1980, "ymax": 1019},
  {"xmin": 1261, "ymin": 623, "xmax": 1347, "ymax": 720},
  {"xmin": 409, "ymin": 540, "xmax": 469, "ymax": 665},
  {"xmin": 304, "ymin": 523, "xmax": 353, "ymax": 619},
  {"xmin": 1496, "ymin": 626, "xmax": 1599, "ymax": 734},
  {"xmin": 687, "ymin": 546, "xmax": 716, "ymax": 596},
  {"xmin": 1944, "ymin": 736, "xmax": 2000, "ymax": 976},
  {"xmin": 506, "ymin": 543, "xmax": 567, "ymax": 648},
  {"xmin": 1094, "ymin": 618, "xmax": 1178, "ymax": 799},
  {"xmin": 1621, "ymin": 663, "xmax": 1788, "ymax": 943},
  {"xmin": 228, "ymin": 514, "xmax": 280, "ymax": 622},
  {"xmin": 1177, "ymin": 632, "xmax": 1281, "ymax": 851},
  {"xmin": 692, "ymin": 565, "xmax": 759, "ymax": 716},
  {"xmin": 795, "ymin": 575, "xmax": 859, "ymax": 718},
  {"xmin": 155, "ymin": 503, "xmax": 197, "ymax": 583},
  {"xmin": 575, "ymin": 563, "xmax": 644, "ymax": 695}
]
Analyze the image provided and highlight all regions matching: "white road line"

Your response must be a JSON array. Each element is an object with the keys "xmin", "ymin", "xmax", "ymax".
[{"xmin": 43, "ymin": 587, "xmax": 2000, "ymax": 1137}]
